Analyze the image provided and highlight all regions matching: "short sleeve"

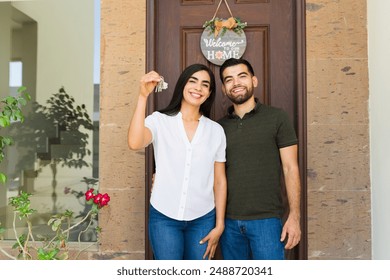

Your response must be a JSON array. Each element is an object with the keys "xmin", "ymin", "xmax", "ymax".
[
  {"xmin": 144, "ymin": 111, "xmax": 159, "ymax": 143},
  {"xmin": 215, "ymin": 125, "xmax": 227, "ymax": 162},
  {"xmin": 276, "ymin": 110, "xmax": 298, "ymax": 148}
]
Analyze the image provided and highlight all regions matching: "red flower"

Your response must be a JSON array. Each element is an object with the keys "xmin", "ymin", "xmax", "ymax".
[
  {"xmin": 85, "ymin": 189, "xmax": 111, "ymax": 208},
  {"xmin": 85, "ymin": 188, "xmax": 95, "ymax": 201},
  {"xmin": 93, "ymin": 193, "xmax": 102, "ymax": 205},
  {"xmin": 99, "ymin": 193, "xmax": 110, "ymax": 207}
]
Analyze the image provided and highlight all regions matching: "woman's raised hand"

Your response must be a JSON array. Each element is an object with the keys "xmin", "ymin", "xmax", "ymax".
[{"xmin": 139, "ymin": 71, "xmax": 162, "ymax": 98}]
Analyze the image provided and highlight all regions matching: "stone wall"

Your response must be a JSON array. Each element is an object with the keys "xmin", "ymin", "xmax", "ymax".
[
  {"xmin": 99, "ymin": 0, "xmax": 146, "ymax": 259},
  {"xmin": 306, "ymin": 0, "xmax": 371, "ymax": 259}
]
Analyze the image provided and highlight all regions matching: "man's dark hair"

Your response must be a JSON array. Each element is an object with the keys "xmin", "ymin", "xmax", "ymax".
[{"xmin": 219, "ymin": 58, "xmax": 255, "ymax": 82}]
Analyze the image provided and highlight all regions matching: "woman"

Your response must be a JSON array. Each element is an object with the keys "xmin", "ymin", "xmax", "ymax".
[{"xmin": 128, "ymin": 64, "xmax": 227, "ymax": 260}]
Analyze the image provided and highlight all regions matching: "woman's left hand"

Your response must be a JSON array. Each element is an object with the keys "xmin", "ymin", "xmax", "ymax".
[{"xmin": 199, "ymin": 225, "xmax": 224, "ymax": 260}]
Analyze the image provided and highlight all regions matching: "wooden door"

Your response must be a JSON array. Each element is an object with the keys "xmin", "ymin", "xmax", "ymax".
[{"xmin": 145, "ymin": 0, "xmax": 307, "ymax": 260}]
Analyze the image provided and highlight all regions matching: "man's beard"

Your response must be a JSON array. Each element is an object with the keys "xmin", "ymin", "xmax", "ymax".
[{"xmin": 226, "ymin": 86, "xmax": 254, "ymax": 105}]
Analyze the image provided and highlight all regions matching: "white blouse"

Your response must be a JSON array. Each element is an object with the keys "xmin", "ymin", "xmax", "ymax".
[{"xmin": 145, "ymin": 111, "xmax": 226, "ymax": 221}]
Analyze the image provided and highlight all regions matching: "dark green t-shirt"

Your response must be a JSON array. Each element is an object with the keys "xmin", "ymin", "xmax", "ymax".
[{"xmin": 218, "ymin": 102, "xmax": 298, "ymax": 220}]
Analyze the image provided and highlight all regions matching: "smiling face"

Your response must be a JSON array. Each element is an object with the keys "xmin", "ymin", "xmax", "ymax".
[
  {"xmin": 182, "ymin": 70, "xmax": 211, "ymax": 108},
  {"xmin": 221, "ymin": 64, "xmax": 258, "ymax": 105}
]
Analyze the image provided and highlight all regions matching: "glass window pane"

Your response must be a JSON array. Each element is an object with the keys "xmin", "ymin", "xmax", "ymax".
[
  {"xmin": 9, "ymin": 61, "xmax": 22, "ymax": 88},
  {"xmin": 0, "ymin": 0, "xmax": 100, "ymax": 244}
]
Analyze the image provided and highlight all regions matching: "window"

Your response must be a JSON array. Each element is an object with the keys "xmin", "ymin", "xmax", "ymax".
[
  {"xmin": 9, "ymin": 61, "xmax": 23, "ymax": 88},
  {"xmin": 0, "ymin": 0, "xmax": 100, "ymax": 243}
]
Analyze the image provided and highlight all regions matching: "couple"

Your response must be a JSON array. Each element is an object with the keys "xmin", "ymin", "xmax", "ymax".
[{"xmin": 128, "ymin": 58, "xmax": 301, "ymax": 260}]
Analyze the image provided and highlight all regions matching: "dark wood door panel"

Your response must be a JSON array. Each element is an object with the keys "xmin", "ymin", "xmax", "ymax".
[{"xmin": 155, "ymin": 0, "xmax": 295, "ymax": 119}]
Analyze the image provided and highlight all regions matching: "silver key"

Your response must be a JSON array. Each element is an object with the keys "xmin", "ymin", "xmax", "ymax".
[{"xmin": 155, "ymin": 76, "xmax": 168, "ymax": 92}]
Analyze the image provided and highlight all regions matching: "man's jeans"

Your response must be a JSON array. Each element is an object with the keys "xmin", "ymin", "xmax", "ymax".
[
  {"xmin": 148, "ymin": 205, "xmax": 215, "ymax": 260},
  {"xmin": 220, "ymin": 217, "xmax": 285, "ymax": 260}
]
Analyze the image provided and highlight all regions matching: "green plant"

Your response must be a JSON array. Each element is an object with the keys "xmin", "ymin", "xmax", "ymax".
[
  {"xmin": 0, "ymin": 86, "xmax": 103, "ymax": 260},
  {"xmin": 0, "ymin": 188, "xmax": 110, "ymax": 260},
  {"xmin": 0, "ymin": 86, "xmax": 31, "ymax": 183},
  {"xmin": 7, "ymin": 87, "xmax": 95, "ymax": 216},
  {"xmin": 9, "ymin": 86, "xmax": 94, "ymax": 173}
]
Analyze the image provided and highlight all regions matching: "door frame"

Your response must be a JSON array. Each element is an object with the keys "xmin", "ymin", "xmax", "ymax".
[{"xmin": 145, "ymin": 0, "xmax": 307, "ymax": 260}]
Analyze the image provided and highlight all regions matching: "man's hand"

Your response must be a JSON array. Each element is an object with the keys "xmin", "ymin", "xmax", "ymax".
[{"xmin": 280, "ymin": 215, "xmax": 301, "ymax": 249}]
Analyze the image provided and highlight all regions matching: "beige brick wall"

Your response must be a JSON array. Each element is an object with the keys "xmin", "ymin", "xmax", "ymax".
[
  {"xmin": 306, "ymin": 1, "xmax": 371, "ymax": 259},
  {"xmin": 99, "ymin": 0, "xmax": 146, "ymax": 259}
]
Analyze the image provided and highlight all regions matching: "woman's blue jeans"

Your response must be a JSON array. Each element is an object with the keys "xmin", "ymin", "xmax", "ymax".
[
  {"xmin": 148, "ymin": 205, "xmax": 216, "ymax": 260},
  {"xmin": 220, "ymin": 217, "xmax": 285, "ymax": 260}
]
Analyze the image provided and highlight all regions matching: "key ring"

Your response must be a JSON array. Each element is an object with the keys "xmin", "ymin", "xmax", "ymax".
[{"xmin": 155, "ymin": 76, "xmax": 168, "ymax": 92}]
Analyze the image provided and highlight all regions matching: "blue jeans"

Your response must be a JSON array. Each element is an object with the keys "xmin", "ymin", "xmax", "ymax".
[
  {"xmin": 220, "ymin": 217, "xmax": 285, "ymax": 260},
  {"xmin": 148, "ymin": 205, "xmax": 216, "ymax": 260}
]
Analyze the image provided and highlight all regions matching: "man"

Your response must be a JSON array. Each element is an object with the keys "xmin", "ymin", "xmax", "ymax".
[{"xmin": 218, "ymin": 58, "xmax": 301, "ymax": 260}]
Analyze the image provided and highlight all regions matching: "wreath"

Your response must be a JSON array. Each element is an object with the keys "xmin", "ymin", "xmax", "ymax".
[{"xmin": 203, "ymin": 16, "xmax": 247, "ymax": 38}]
